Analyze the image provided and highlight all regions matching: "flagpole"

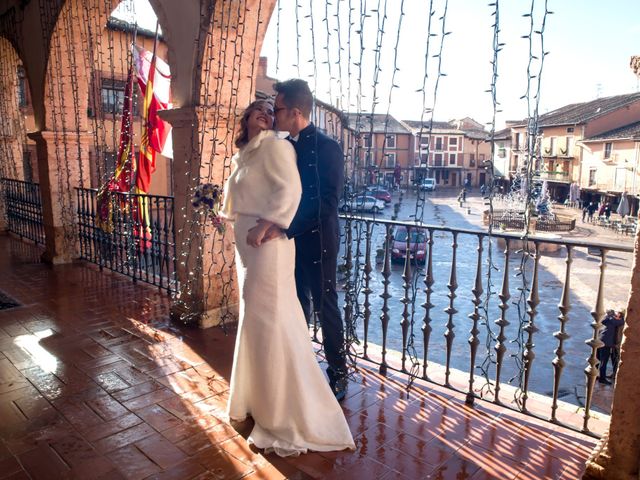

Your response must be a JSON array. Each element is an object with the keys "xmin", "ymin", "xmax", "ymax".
[
  {"xmin": 146, "ymin": 20, "xmax": 159, "ymax": 149},
  {"xmin": 151, "ymin": 20, "xmax": 159, "ymax": 59},
  {"xmin": 133, "ymin": 20, "xmax": 161, "ymax": 250},
  {"xmin": 136, "ymin": 20, "xmax": 159, "ymax": 193},
  {"xmin": 129, "ymin": 24, "xmax": 138, "ymax": 194}
]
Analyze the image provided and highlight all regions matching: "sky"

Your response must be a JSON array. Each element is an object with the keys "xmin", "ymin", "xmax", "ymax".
[{"xmin": 115, "ymin": 0, "xmax": 640, "ymax": 129}]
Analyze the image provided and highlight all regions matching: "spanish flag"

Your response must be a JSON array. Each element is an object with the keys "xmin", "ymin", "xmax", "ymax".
[
  {"xmin": 96, "ymin": 64, "xmax": 135, "ymax": 233},
  {"xmin": 132, "ymin": 37, "xmax": 172, "ymax": 247}
]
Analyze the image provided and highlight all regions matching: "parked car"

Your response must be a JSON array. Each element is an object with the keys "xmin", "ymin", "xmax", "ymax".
[
  {"xmin": 363, "ymin": 186, "xmax": 392, "ymax": 203},
  {"xmin": 391, "ymin": 226, "xmax": 427, "ymax": 264},
  {"xmin": 339, "ymin": 195, "xmax": 386, "ymax": 213},
  {"xmin": 419, "ymin": 178, "xmax": 436, "ymax": 192}
]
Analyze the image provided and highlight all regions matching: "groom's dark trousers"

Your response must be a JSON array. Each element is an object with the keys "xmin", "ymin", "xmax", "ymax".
[{"xmin": 285, "ymin": 123, "xmax": 347, "ymax": 383}]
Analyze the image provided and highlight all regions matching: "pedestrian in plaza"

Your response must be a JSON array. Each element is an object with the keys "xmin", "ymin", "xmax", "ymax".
[
  {"xmin": 597, "ymin": 309, "xmax": 625, "ymax": 384},
  {"xmin": 457, "ymin": 188, "xmax": 466, "ymax": 206},
  {"xmin": 610, "ymin": 310, "xmax": 625, "ymax": 378},
  {"xmin": 587, "ymin": 202, "xmax": 597, "ymax": 222},
  {"xmin": 582, "ymin": 203, "xmax": 589, "ymax": 222},
  {"xmin": 604, "ymin": 203, "xmax": 612, "ymax": 220},
  {"xmin": 598, "ymin": 202, "xmax": 606, "ymax": 218}
]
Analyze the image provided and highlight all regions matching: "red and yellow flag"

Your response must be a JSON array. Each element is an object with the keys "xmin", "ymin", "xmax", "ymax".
[
  {"xmin": 96, "ymin": 64, "xmax": 135, "ymax": 233},
  {"xmin": 136, "ymin": 49, "xmax": 156, "ymax": 196},
  {"xmin": 96, "ymin": 35, "xmax": 172, "ymax": 245},
  {"xmin": 131, "ymin": 38, "xmax": 172, "ymax": 248}
]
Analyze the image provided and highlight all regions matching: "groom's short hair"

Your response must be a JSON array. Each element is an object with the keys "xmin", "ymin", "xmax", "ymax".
[{"xmin": 273, "ymin": 79, "xmax": 313, "ymax": 118}]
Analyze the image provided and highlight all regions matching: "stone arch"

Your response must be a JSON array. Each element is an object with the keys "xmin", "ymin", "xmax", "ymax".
[{"xmin": 32, "ymin": 0, "xmax": 180, "ymax": 261}]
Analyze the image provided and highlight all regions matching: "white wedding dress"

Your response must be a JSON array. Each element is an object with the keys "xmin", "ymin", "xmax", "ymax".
[{"xmin": 221, "ymin": 130, "xmax": 355, "ymax": 457}]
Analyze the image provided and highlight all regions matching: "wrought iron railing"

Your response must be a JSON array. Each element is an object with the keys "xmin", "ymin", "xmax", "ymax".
[
  {"xmin": 338, "ymin": 215, "xmax": 632, "ymax": 437},
  {"xmin": 1, "ymin": 177, "xmax": 45, "ymax": 245},
  {"xmin": 534, "ymin": 171, "xmax": 571, "ymax": 182},
  {"xmin": 76, "ymin": 187, "xmax": 177, "ymax": 293}
]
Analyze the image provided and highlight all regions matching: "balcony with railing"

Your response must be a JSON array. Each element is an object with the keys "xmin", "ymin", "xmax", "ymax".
[
  {"xmin": 3, "ymin": 182, "xmax": 633, "ymax": 477},
  {"xmin": 2, "ymin": 177, "xmax": 45, "ymax": 246},
  {"xmin": 75, "ymin": 187, "xmax": 177, "ymax": 293},
  {"xmin": 0, "ymin": 230, "xmax": 604, "ymax": 478},
  {"xmin": 533, "ymin": 170, "xmax": 572, "ymax": 183}
]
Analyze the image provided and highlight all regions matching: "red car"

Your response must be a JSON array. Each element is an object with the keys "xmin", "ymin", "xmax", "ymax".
[
  {"xmin": 364, "ymin": 186, "xmax": 392, "ymax": 203},
  {"xmin": 391, "ymin": 226, "xmax": 427, "ymax": 264}
]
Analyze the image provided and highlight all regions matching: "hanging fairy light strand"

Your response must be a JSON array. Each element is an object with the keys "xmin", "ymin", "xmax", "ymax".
[{"xmin": 512, "ymin": 0, "xmax": 551, "ymax": 406}]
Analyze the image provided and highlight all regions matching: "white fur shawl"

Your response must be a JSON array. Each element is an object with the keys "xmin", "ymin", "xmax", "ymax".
[{"xmin": 221, "ymin": 130, "xmax": 301, "ymax": 229}]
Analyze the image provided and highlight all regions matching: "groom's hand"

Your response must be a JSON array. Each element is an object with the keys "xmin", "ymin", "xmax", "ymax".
[
  {"xmin": 251, "ymin": 219, "xmax": 283, "ymax": 245},
  {"xmin": 246, "ymin": 223, "xmax": 267, "ymax": 247},
  {"xmin": 262, "ymin": 224, "xmax": 283, "ymax": 242}
]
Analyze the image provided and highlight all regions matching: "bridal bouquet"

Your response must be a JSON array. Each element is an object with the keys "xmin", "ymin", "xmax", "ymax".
[{"xmin": 191, "ymin": 183, "xmax": 225, "ymax": 234}]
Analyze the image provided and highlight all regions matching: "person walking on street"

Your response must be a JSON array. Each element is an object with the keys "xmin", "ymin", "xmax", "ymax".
[
  {"xmin": 610, "ymin": 310, "xmax": 625, "ymax": 378},
  {"xmin": 597, "ymin": 309, "xmax": 626, "ymax": 384},
  {"xmin": 587, "ymin": 202, "xmax": 597, "ymax": 222}
]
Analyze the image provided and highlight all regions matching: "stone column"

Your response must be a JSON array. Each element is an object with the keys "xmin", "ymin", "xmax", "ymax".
[
  {"xmin": 161, "ymin": 106, "xmax": 239, "ymax": 328},
  {"xmin": 28, "ymin": 130, "xmax": 92, "ymax": 264}
]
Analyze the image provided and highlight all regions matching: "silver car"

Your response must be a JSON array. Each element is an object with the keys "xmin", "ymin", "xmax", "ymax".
[{"xmin": 340, "ymin": 195, "xmax": 386, "ymax": 213}]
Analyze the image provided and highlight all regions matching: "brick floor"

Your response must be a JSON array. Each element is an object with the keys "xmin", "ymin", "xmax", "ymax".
[{"xmin": 0, "ymin": 234, "xmax": 599, "ymax": 479}]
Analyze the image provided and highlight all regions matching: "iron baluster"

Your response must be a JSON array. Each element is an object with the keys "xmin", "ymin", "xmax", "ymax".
[
  {"xmin": 494, "ymin": 238, "xmax": 511, "ymax": 403},
  {"xmin": 154, "ymin": 197, "xmax": 163, "ymax": 291},
  {"xmin": 551, "ymin": 244, "xmax": 573, "ymax": 422},
  {"xmin": 379, "ymin": 223, "xmax": 393, "ymax": 375},
  {"xmin": 521, "ymin": 241, "xmax": 540, "ymax": 413},
  {"xmin": 466, "ymin": 233, "xmax": 484, "ymax": 405},
  {"xmin": 422, "ymin": 228, "xmax": 434, "ymax": 379},
  {"xmin": 583, "ymin": 247, "xmax": 607, "ymax": 433},
  {"xmin": 362, "ymin": 221, "xmax": 373, "ymax": 360},
  {"xmin": 400, "ymin": 225, "xmax": 412, "ymax": 372},
  {"xmin": 170, "ymin": 196, "xmax": 177, "ymax": 293},
  {"xmin": 342, "ymin": 218, "xmax": 354, "ymax": 357},
  {"xmin": 444, "ymin": 231, "xmax": 458, "ymax": 387},
  {"xmin": 76, "ymin": 188, "xmax": 83, "ymax": 258}
]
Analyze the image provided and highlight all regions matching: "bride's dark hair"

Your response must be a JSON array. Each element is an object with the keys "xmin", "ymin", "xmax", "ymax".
[{"xmin": 234, "ymin": 99, "xmax": 274, "ymax": 148}]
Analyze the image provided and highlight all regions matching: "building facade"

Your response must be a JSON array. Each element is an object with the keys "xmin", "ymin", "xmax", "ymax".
[
  {"xmin": 346, "ymin": 113, "xmax": 413, "ymax": 188},
  {"xmin": 579, "ymin": 121, "xmax": 640, "ymax": 215},
  {"xmin": 508, "ymin": 93, "xmax": 640, "ymax": 204},
  {"xmin": 404, "ymin": 118, "xmax": 491, "ymax": 188}
]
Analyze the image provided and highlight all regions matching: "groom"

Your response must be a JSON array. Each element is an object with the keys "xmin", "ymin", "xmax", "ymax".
[{"xmin": 253, "ymin": 79, "xmax": 348, "ymax": 401}]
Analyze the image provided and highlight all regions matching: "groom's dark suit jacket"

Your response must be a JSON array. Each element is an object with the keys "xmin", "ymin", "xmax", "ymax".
[
  {"xmin": 285, "ymin": 123, "xmax": 346, "ymax": 378},
  {"xmin": 285, "ymin": 123, "xmax": 344, "ymax": 242}
]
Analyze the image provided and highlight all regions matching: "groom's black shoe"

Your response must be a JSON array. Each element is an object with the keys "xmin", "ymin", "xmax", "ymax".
[{"xmin": 331, "ymin": 376, "xmax": 348, "ymax": 402}]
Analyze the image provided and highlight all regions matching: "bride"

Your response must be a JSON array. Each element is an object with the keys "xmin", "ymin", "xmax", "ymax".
[{"xmin": 221, "ymin": 99, "xmax": 355, "ymax": 457}]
